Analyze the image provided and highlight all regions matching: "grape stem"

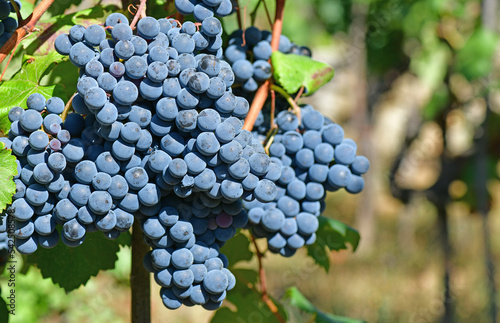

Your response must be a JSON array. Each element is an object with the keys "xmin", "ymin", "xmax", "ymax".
[
  {"xmin": 261, "ymin": 0, "xmax": 273, "ymax": 28},
  {"xmin": 294, "ymin": 86, "xmax": 305, "ymax": 102},
  {"xmin": 131, "ymin": 221, "xmax": 151, "ymax": 323},
  {"xmin": 270, "ymin": 86, "xmax": 276, "ymax": 127},
  {"xmin": 270, "ymin": 84, "xmax": 301, "ymax": 122},
  {"xmin": 270, "ymin": 0, "xmax": 285, "ymax": 52},
  {"xmin": 251, "ymin": 234, "xmax": 286, "ymax": 323},
  {"xmin": 10, "ymin": 0, "xmax": 23, "ymax": 23},
  {"xmin": 235, "ymin": 0, "xmax": 243, "ymax": 29},
  {"xmin": 175, "ymin": 12, "xmax": 184, "ymax": 24},
  {"xmin": 0, "ymin": 38, "xmax": 21, "ymax": 82},
  {"xmin": 130, "ymin": 0, "xmax": 147, "ymax": 29},
  {"xmin": 242, "ymin": 0, "xmax": 287, "ymax": 131},
  {"xmin": 243, "ymin": 80, "xmax": 270, "ymax": 131},
  {"xmin": 61, "ymin": 93, "xmax": 76, "ymax": 121},
  {"xmin": 250, "ymin": 0, "xmax": 273, "ymax": 28},
  {"xmin": 0, "ymin": 0, "xmax": 56, "ymax": 65},
  {"xmin": 264, "ymin": 127, "xmax": 278, "ymax": 154}
]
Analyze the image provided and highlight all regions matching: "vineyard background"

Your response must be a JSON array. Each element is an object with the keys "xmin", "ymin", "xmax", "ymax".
[{"xmin": 1, "ymin": 0, "xmax": 500, "ymax": 322}]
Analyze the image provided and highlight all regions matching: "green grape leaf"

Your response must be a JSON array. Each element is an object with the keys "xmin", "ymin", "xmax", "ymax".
[
  {"xmin": 456, "ymin": 28, "xmax": 498, "ymax": 80},
  {"xmin": 220, "ymin": 233, "xmax": 253, "ymax": 267},
  {"xmin": 0, "ymin": 292, "xmax": 8, "ymax": 322},
  {"xmin": 0, "ymin": 143, "xmax": 18, "ymax": 213},
  {"xmin": 25, "ymin": 231, "xmax": 131, "ymax": 293},
  {"xmin": 211, "ymin": 270, "xmax": 288, "ymax": 323},
  {"xmin": 285, "ymin": 287, "xmax": 365, "ymax": 323},
  {"xmin": 307, "ymin": 242, "xmax": 331, "ymax": 272},
  {"xmin": 271, "ymin": 51, "xmax": 334, "ymax": 95},
  {"xmin": 232, "ymin": 268, "xmax": 258, "ymax": 286},
  {"xmin": 0, "ymin": 52, "xmax": 67, "ymax": 134},
  {"xmin": 307, "ymin": 216, "xmax": 360, "ymax": 272}
]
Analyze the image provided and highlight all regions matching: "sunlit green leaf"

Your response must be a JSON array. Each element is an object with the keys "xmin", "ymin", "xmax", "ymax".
[
  {"xmin": 271, "ymin": 51, "xmax": 334, "ymax": 95},
  {"xmin": 285, "ymin": 287, "xmax": 365, "ymax": 323},
  {"xmin": 0, "ymin": 142, "xmax": 18, "ymax": 213}
]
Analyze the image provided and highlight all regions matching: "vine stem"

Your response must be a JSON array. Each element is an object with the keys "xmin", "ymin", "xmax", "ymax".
[
  {"xmin": 131, "ymin": 221, "xmax": 151, "ymax": 323},
  {"xmin": 130, "ymin": 0, "xmax": 147, "ymax": 29},
  {"xmin": 243, "ymin": 80, "xmax": 269, "ymax": 131},
  {"xmin": 0, "ymin": 0, "xmax": 55, "ymax": 65},
  {"xmin": 242, "ymin": 0, "xmax": 286, "ymax": 131},
  {"xmin": 10, "ymin": 0, "xmax": 23, "ymax": 23},
  {"xmin": 270, "ymin": 0, "xmax": 285, "ymax": 52},
  {"xmin": 250, "ymin": 234, "xmax": 286, "ymax": 323},
  {"xmin": 235, "ymin": 0, "xmax": 243, "ymax": 29},
  {"xmin": 61, "ymin": 93, "xmax": 76, "ymax": 121},
  {"xmin": 270, "ymin": 87, "xmax": 276, "ymax": 127},
  {"xmin": 294, "ymin": 86, "xmax": 304, "ymax": 102},
  {"xmin": 0, "ymin": 39, "xmax": 21, "ymax": 82},
  {"xmin": 270, "ymin": 84, "xmax": 301, "ymax": 121}
]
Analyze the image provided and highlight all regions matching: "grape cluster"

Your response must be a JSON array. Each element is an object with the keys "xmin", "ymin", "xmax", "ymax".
[
  {"xmin": 225, "ymin": 27, "xmax": 311, "ymax": 94},
  {"xmin": 142, "ymin": 194, "xmax": 247, "ymax": 309},
  {"xmin": 3, "ymin": 96, "xmax": 133, "ymax": 254},
  {"xmin": 0, "ymin": 0, "xmax": 20, "ymax": 47},
  {"xmin": 244, "ymin": 106, "xmax": 370, "ymax": 257},
  {"xmin": 174, "ymin": 0, "xmax": 234, "ymax": 22},
  {"xmin": 24, "ymin": 12, "xmax": 281, "ymax": 310}
]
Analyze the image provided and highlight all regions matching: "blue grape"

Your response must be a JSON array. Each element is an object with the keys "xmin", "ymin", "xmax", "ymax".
[
  {"xmin": 111, "ymin": 23, "xmax": 133, "ymax": 41},
  {"xmin": 196, "ymin": 132, "xmax": 220, "ymax": 156},
  {"xmin": 113, "ymin": 81, "xmax": 138, "ymax": 106},
  {"xmin": 46, "ymin": 97, "xmax": 65, "ymax": 114},
  {"xmin": 105, "ymin": 13, "xmax": 129, "ymax": 27},
  {"xmin": 327, "ymin": 164, "xmax": 351, "ymax": 188},
  {"xmin": 345, "ymin": 174, "xmax": 365, "ymax": 194},
  {"xmin": 63, "ymin": 218, "xmax": 86, "ymax": 241},
  {"xmin": 140, "ymin": 78, "xmax": 163, "ymax": 101},
  {"xmin": 55, "ymin": 34, "xmax": 73, "ymax": 55},
  {"xmin": 26, "ymin": 93, "xmax": 46, "ymax": 112},
  {"xmin": 96, "ymin": 210, "xmax": 117, "ymax": 231},
  {"xmin": 85, "ymin": 59, "xmax": 104, "ymax": 78},
  {"xmin": 137, "ymin": 17, "xmax": 160, "ymax": 39},
  {"xmin": 203, "ymin": 270, "xmax": 228, "ymax": 294},
  {"xmin": 69, "ymin": 42, "xmax": 97, "ymax": 68},
  {"xmin": 201, "ymin": 17, "xmax": 222, "ymax": 37},
  {"xmin": 114, "ymin": 39, "xmax": 135, "ymax": 60},
  {"xmin": 130, "ymin": 35, "xmax": 147, "ymax": 55},
  {"xmin": 252, "ymin": 60, "xmax": 271, "ymax": 81},
  {"xmin": 172, "ymin": 33, "xmax": 195, "ymax": 54},
  {"xmin": 351, "ymin": 155, "xmax": 370, "ymax": 175}
]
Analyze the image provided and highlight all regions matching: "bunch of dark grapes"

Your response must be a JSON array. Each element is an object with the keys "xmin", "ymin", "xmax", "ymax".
[
  {"xmin": 224, "ymin": 27, "xmax": 311, "ymax": 94},
  {"xmin": 0, "ymin": 11, "xmax": 285, "ymax": 310},
  {"xmin": 0, "ymin": 0, "xmax": 20, "ymax": 47},
  {"xmin": 3, "ymin": 96, "xmax": 134, "ymax": 254},
  {"xmin": 141, "ymin": 193, "xmax": 247, "ymax": 309},
  {"xmin": 244, "ymin": 105, "xmax": 370, "ymax": 257}
]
